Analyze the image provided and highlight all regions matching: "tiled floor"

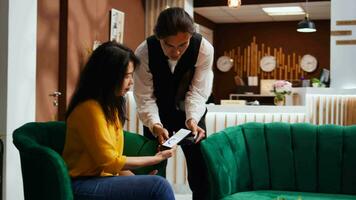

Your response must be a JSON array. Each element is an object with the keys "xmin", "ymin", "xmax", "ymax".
[
  {"xmin": 175, "ymin": 194, "xmax": 192, "ymax": 200},
  {"xmin": 172, "ymin": 183, "xmax": 192, "ymax": 200}
]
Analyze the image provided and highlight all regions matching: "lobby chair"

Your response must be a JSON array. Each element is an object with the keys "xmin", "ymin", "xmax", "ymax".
[{"xmin": 13, "ymin": 121, "xmax": 164, "ymax": 200}]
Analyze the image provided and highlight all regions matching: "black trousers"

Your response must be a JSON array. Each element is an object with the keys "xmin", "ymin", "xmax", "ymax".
[
  {"xmin": 180, "ymin": 139, "xmax": 209, "ymax": 200},
  {"xmin": 143, "ymin": 112, "xmax": 209, "ymax": 200}
]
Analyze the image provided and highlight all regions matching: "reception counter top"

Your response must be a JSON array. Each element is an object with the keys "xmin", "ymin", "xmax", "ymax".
[
  {"xmin": 207, "ymin": 104, "xmax": 306, "ymax": 113},
  {"xmin": 292, "ymin": 87, "xmax": 356, "ymax": 95},
  {"xmin": 288, "ymin": 87, "xmax": 356, "ymax": 105}
]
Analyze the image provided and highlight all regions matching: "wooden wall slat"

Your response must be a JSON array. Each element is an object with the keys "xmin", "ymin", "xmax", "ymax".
[
  {"xmin": 336, "ymin": 40, "xmax": 356, "ymax": 45},
  {"xmin": 336, "ymin": 20, "xmax": 356, "ymax": 25},
  {"xmin": 331, "ymin": 30, "xmax": 352, "ymax": 36}
]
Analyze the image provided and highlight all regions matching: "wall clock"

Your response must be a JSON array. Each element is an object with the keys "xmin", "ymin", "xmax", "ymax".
[
  {"xmin": 300, "ymin": 54, "xmax": 317, "ymax": 72},
  {"xmin": 260, "ymin": 56, "xmax": 276, "ymax": 72},
  {"xmin": 217, "ymin": 56, "xmax": 233, "ymax": 72}
]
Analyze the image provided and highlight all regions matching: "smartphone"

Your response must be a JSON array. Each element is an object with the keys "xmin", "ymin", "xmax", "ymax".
[{"xmin": 160, "ymin": 129, "xmax": 191, "ymax": 150}]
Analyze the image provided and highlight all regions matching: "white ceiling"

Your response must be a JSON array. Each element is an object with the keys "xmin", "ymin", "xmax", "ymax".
[{"xmin": 194, "ymin": 1, "xmax": 330, "ymax": 23}]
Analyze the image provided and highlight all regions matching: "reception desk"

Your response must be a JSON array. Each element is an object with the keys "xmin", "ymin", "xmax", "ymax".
[
  {"xmin": 289, "ymin": 87, "xmax": 356, "ymax": 125},
  {"xmin": 205, "ymin": 104, "xmax": 307, "ymax": 136},
  {"xmin": 229, "ymin": 94, "xmax": 275, "ymax": 105}
]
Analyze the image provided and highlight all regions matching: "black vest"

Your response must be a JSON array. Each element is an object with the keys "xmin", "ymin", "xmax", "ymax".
[{"xmin": 144, "ymin": 33, "xmax": 206, "ymax": 137}]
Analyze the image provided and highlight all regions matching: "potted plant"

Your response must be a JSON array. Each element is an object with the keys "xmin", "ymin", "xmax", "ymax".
[
  {"xmin": 311, "ymin": 78, "xmax": 326, "ymax": 87},
  {"xmin": 272, "ymin": 80, "xmax": 292, "ymax": 106},
  {"xmin": 311, "ymin": 78, "xmax": 321, "ymax": 87}
]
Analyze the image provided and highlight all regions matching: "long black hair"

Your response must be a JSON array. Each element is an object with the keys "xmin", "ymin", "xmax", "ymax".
[{"xmin": 65, "ymin": 41, "xmax": 140, "ymax": 126}]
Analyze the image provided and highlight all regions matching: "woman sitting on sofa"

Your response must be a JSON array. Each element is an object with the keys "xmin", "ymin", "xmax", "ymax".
[{"xmin": 62, "ymin": 41, "xmax": 175, "ymax": 200}]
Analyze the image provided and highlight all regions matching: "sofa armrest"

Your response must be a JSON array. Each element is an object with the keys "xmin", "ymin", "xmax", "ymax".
[
  {"xmin": 123, "ymin": 131, "xmax": 166, "ymax": 176},
  {"xmin": 201, "ymin": 131, "xmax": 236, "ymax": 200},
  {"xmin": 18, "ymin": 146, "xmax": 73, "ymax": 200},
  {"xmin": 201, "ymin": 126, "xmax": 251, "ymax": 200}
]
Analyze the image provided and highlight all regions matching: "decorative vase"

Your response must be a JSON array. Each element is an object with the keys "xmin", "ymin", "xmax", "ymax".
[{"xmin": 274, "ymin": 96, "xmax": 285, "ymax": 106}]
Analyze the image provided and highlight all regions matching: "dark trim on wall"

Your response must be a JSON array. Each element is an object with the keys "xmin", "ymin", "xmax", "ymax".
[
  {"xmin": 194, "ymin": 0, "xmax": 330, "ymax": 7},
  {"xmin": 141, "ymin": 0, "xmax": 146, "ymax": 10},
  {"xmin": 58, "ymin": 0, "xmax": 68, "ymax": 121},
  {"xmin": 194, "ymin": 13, "xmax": 216, "ymax": 30}
]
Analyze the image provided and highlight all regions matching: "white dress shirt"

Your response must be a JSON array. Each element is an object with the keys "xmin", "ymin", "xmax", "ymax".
[{"xmin": 133, "ymin": 37, "xmax": 214, "ymax": 132}]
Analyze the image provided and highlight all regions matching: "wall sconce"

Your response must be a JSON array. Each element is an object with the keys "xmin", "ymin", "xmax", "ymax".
[
  {"xmin": 297, "ymin": 0, "xmax": 316, "ymax": 32},
  {"xmin": 228, "ymin": 0, "xmax": 241, "ymax": 8}
]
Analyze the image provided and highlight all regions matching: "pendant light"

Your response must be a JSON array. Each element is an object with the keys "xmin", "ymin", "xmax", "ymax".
[
  {"xmin": 297, "ymin": 0, "xmax": 316, "ymax": 32},
  {"xmin": 228, "ymin": 0, "xmax": 241, "ymax": 8}
]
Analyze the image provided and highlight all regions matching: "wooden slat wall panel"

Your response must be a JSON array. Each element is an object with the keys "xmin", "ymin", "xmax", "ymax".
[
  {"xmin": 334, "ymin": 20, "xmax": 356, "ymax": 45},
  {"xmin": 223, "ymin": 36, "xmax": 307, "ymax": 82}
]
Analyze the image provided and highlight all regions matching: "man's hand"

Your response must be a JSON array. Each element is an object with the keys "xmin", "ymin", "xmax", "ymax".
[
  {"xmin": 149, "ymin": 170, "xmax": 158, "ymax": 175},
  {"xmin": 186, "ymin": 119, "xmax": 205, "ymax": 143},
  {"xmin": 152, "ymin": 124, "xmax": 169, "ymax": 144}
]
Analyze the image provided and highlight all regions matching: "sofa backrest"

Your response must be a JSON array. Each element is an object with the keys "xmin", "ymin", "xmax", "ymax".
[
  {"xmin": 201, "ymin": 122, "xmax": 356, "ymax": 200},
  {"xmin": 13, "ymin": 121, "xmax": 67, "ymax": 154}
]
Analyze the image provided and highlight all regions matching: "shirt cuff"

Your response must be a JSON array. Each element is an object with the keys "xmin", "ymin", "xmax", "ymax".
[
  {"xmin": 149, "ymin": 122, "xmax": 163, "ymax": 137},
  {"xmin": 185, "ymin": 114, "xmax": 200, "ymax": 128},
  {"xmin": 102, "ymin": 155, "xmax": 127, "ymax": 175}
]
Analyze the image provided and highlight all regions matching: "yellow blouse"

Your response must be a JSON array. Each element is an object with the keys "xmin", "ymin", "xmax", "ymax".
[{"xmin": 62, "ymin": 100, "xmax": 126, "ymax": 177}]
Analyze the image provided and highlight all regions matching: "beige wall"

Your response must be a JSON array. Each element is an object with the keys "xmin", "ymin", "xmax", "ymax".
[
  {"xmin": 36, "ymin": 0, "xmax": 60, "ymax": 121},
  {"xmin": 36, "ymin": 0, "xmax": 145, "ymax": 121}
]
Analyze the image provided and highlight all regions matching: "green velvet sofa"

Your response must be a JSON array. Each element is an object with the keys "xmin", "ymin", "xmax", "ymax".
[
  {"xmin": 13, "ymin": 121, "xmax": 165, "ymax": 200},
  {"xmin": 201, "ymin": 122, "xmax": 356, "ymax": 200}
]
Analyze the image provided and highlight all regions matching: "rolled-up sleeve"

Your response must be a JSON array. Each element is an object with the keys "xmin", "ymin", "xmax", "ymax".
[
  {"xmin": 134, "ymin": 41, "xmax": 162, "ymax": 132},
  {"xmin": 185, "ymin": 38, "xmax": 214, "ymax": 123}
]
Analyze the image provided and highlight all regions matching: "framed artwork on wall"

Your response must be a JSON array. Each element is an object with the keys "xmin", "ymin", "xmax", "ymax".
[{"xmin": 110, "ymin": 8, "xmax": 125, "ymax": 43}]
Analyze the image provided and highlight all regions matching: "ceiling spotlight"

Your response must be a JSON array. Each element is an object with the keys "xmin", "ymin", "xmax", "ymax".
[{"xmin": 228, "ymin": 0, "xmax": 241, "ymax": 8}]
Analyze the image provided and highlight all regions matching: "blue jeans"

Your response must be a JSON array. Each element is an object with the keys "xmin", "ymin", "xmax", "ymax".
[{"xmin": 71, "ymin": 175, "xmax": 175, "ymax": 200}]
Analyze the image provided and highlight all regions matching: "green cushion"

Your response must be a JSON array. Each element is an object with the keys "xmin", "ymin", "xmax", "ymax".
[
  {"xmin": 291, "ymin": 123, "xmax": 317, "ymax": 192},
  {"xmin": 222, "ymin": 190, "xmax": 356, "ymax": 200},
  {"xmin": 201, "ymin": 122, "xmax": 356, "ymax": 200},
  {"xmin": 13, "ymin": 122, "xmax": 165, "ymax": 200},
  {"xmin": 123, "ymin": 131, "xmax": 166, "ymax": 176}
]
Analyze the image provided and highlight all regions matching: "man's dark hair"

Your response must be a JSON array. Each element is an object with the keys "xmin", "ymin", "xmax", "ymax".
[
  {"xmin": 154, "ymin": 7, "xmax": 195, "ymax": 39},
  {"xmin": 66, "ymin": 41, "xmax": 139, "ymax": 126}
]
